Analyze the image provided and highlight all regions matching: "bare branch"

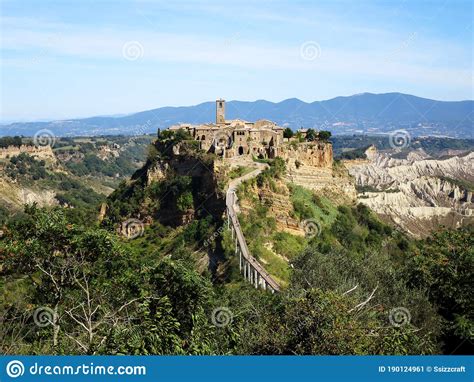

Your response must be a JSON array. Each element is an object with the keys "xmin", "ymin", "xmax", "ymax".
[
  {"xmin": 349, "ymin": 286, "xmax": 378, "ymax": 313},
  {"xmin": 342, "ymin": 284, "xmax": 359, "ymax": 295}
]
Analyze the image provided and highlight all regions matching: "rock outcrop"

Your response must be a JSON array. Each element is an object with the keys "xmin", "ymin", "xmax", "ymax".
[
  {"xmin": 0, "ymin": 145, "xmax": 56, "ymax": 162},
  {"xmin": 277, "ymin": 142, "xmax": 357, "ymax": 204},
  {"xmin": 239, "ymin": 179, "xmax": 305, "ymax": 236},
  {"xmin": 0, "ymin": 177, "xmax": 58, "ymax": 210},
  {"xmin": 279, "ymin": 142, "xmax": 333, "ymax": 169}
]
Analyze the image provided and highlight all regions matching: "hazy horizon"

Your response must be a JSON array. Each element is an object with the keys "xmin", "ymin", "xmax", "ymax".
[{"xmin": 1, "ymin": 91, "xmax": 473, "ymax": 124}]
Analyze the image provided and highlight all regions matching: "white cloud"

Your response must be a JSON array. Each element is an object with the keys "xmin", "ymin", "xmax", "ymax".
[{"xmin": 1, "ymin": 15, "xmax": 469, "ymax": 90}]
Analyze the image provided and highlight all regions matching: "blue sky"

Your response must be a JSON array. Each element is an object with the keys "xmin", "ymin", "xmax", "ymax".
[{"xmin": 1, "ymin": 0, "xmax": 472, "ymax": 121}]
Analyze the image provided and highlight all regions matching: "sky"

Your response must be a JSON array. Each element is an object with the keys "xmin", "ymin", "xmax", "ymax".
[{"xmin": 0, "ymin": 0, "xmax": 472, "ymax": 121}]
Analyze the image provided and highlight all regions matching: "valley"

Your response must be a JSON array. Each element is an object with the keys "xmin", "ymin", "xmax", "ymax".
[
  {"xmin": 1, "ymin": 0, "xmax": 472, "ymax": 372},
  {"xmin": 1, "ymin": 128, "xmax": 472, "ymax": 355}
]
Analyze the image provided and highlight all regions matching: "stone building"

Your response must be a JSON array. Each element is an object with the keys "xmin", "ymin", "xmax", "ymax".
[{"xmin": 169, "ymin": 100, "xmax": 284, "ymax": 158}]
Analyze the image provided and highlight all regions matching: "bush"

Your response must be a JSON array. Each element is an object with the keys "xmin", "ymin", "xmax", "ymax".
[{"xmin": 318, "ymin": 130, "xmax": 332, "ymax": 141}]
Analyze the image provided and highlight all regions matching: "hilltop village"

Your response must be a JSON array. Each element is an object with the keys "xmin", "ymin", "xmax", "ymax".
[{"xmin": 169, "ymin": 99, "xmax": 333, "ymax": 166}]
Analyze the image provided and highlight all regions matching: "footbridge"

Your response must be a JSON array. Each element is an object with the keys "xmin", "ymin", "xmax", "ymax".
[{"xmin": 225, "ymin": 164, "xmax": 281, "ymax": 293}]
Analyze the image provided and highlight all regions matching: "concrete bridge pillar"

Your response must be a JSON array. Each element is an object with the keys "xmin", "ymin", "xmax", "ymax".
[{"xmin": 239, "ymin": 248, "xmax": 242, "ymax": 271}]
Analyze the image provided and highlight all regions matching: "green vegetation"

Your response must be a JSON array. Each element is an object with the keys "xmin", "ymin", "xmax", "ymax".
[
  {"xmin": 0, "ymin": 205, "xmax": 9, "ymax": 225},
  {"xmin": 6, "ymin": 153, "xmax": 47, "ymax": 180},
  {"xmin": 289, "ymin": 184, "xmax": 338, "ymax": 226},
  {"xmin": 331, "ymin": 135, "xmax": 474, "ymax": 158},
  {"xmin": 4, "ymin": 153, "xmax": 104, "ymax": 214},
  {"xmin": 404, "ymin": 228, "xmax": 473, "ymax": 354},
  {"xmin": 228, "ymin": 166, "xmax": 252, "ymax": 180},
  {"xmin": 154, "ymin": 129, "xmax": 195, "ymax": 159},
  {"xmin": 3, "ymin": 202, "xmax": 465, "ymax": 355},
  {"xmin": 252, "ymin": 156, "xmax": 271, "ymax": 164},
  {"xmin": 300, "ymin": 129, "xmax": 331, "ymax": 142},
  {"xmin": 272, "ymin": 231, "xmax": 305, "ymax": 259},
  {"xmin": 356, "ymin": 185, "xmax": 400, "ymax": 194},
  {"xmin": 283, "ymin": 127, "xmax": 294, "ymax": 139},
  {"xmin": 0, "ymin": 206, "xmax": 218, "ymax": 355},
  {"xmin": 0, "ymin": 136, "xmax": 22, "ymax": 148},
  {"xmin": 1, "ymin": 133, "xmax": 471, "ymax": 355},
  {"xmin": 62, "ymin": 136, "xmax": 152, "ymax": 179},
  {"xmin": 318, "ymin": 130, "xmax": 332, "ymax": 141},
  {"xmin": 336, "ymin": 146, "xmax": 369, "ymax": 160},
  {"xmin": 416, "ymin": 137, "xmax": 474, "ymax": 156},
  {"xmin": 305, "ymin": 128, "xmax": 317, "ymax": 141},
  {"xmin": 105, "ymin": 152, "xmax": 218, "ymax": 230},
  {"xmin": 438, "ymin": 176, "xmax": 474, "ymax": 192}
]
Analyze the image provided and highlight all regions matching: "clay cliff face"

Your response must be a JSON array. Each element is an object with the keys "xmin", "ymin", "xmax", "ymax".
[
  {"xmin": 278, "ymin": 142, "xmax": 356, "ymax": 204},
  {"xmin": 0, "ymin": 177, "xmax": 58, "ymax": 210},
  {"xmin": 0, "ymin": 145, "xmax": 56, "ymax": 162},
  {"xmin": 279, "ymin": 142, "xmax": 333, "ymax": 169},
  {"xmin": 347, "ymin": 148, "xmax": 474, "ymax": 237},
  {"xmin": 0, "ymin": 145, "xmax": 61, "ymax": 210}
]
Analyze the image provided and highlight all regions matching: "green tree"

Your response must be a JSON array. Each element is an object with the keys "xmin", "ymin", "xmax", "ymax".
[
  {"xmin": 0, "ymin": 206, "xmax": 214, "ymax": 355},
  {"xmin": 319, "ymin": 130, "xmax": 332, "ymax": 141},
  {"xmin": 283, "ymin": 128, "xmax": 294, "ymax": 139},
  {"xmin": 177, "ymin": 191, "xmax": 193, "ymax": 211},
  {"xmin": 404, "ymin": 227, "xmax": 474, "ymax": 353},
  {"xmin": 305, "ymin": 128, "xmax": 317, "ymax": 141}
]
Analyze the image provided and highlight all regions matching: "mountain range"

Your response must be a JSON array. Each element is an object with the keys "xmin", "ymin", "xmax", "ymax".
[{"xmin": 1, "ymin": 92, "xmax": 472, "ymax": 138}]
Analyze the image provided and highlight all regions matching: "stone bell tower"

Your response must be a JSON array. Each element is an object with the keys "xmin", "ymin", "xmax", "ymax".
[{"xmin": 216, "ymin": 99, "xmax": 225, "ymax": 124}]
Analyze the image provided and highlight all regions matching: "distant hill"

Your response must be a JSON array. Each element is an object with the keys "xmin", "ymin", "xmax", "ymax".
[{"xmin": 1, "ymin": 93, "xmax": 473, "ymax": 138}]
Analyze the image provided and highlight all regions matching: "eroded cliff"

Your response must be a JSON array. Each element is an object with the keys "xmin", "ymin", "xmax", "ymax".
[{"xmin": 347, "ymin": 148, "xmax": 474, "ymax": 237}]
